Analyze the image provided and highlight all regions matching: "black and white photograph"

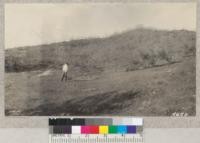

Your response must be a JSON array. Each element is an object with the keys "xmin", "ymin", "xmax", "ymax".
[{"xmin": 5, "ymin": 3, "xmax": 196, "ymax": 116}]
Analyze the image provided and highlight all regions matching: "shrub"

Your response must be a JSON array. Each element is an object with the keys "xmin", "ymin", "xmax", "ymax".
[
  {"xmin": 140, "ymin": 50, "xmax": 157, "ymax": 67},
  {"xmin": 158, "ymin": 49, "xmax": 173, "ymax": 63}
]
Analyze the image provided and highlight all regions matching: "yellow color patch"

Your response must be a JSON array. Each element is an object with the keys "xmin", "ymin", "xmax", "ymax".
[{"xmin": 99, "ymin": 126, "xmax": 108, "ymax": 134}]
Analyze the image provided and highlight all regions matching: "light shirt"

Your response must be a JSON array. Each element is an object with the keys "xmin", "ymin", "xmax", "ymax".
[{"xmin": 62, "ymin": 64, "xmax": 68, "ymax": 73}]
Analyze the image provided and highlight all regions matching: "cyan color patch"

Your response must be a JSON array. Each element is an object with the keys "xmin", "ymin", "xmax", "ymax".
[{"xmin": 117, "ymin": 126, "xmax": 127, "ymax": 133}]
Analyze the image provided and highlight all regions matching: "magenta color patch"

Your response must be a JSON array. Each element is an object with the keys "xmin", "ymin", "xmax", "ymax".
[{"xmin": 81, "ymin": 126, "xmax": 90, "ymax": 134}]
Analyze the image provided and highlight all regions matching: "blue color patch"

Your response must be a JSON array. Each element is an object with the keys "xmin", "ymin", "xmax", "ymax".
[{"xmin": 127, "ymin": 126, "xmax": 136, "ymax": 134}]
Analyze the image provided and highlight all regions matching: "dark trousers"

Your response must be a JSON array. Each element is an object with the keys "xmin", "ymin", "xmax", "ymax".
[{"xmin": 61, "ymin": 72, "xmax": 68, "ymax": 81}]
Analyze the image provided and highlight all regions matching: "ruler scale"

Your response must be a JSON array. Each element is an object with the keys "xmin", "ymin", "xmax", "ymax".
[
  {"xmin": 49, "ymin": 135, "xmax": 143, "ymax": 143},
  {"xmin": 49, "ymin": 118, "xmax": 143, "ymax": 143}
]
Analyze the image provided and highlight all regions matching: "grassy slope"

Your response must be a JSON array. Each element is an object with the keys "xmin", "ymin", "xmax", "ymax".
[
  {"xmin": 5, "ymin": 57, "xmax": 195, "ymax": 116},
  {"xmin": 5, "ymin": 28, "xmax": 195, "ymax": 74},
  {"xmin": 5, "ymin": 28, "xmax": 196, "ymax": 116}
]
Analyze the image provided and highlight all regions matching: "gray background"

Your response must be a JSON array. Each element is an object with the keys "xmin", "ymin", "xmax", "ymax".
[
  {"xmin": 0, "ymin": 0, "xmax": 200, "ymax": 131},
  {"xmin": 0, "ymin": 0, "xmax": 200, "ymax": 142}
]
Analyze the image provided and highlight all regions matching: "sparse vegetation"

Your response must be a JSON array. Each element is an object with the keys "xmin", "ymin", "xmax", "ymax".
[
  {"xmin": 5, "ymin": 28, "xmax": 195, "ymax": 74},
  {"xmin": 5, "ymin": 28, "xmax": 196, "ymax": 116}
]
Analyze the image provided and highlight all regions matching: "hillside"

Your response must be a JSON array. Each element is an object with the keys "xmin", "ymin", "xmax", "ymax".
[
  {"xmin": 5, "ymin": 28, "xmax": 196, "ymax": 116},
  {"xmin": 5, "ymin": 28, "xmax": 196, "ymax": 76}
]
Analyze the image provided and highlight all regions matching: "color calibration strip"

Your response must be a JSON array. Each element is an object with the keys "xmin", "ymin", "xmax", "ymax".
[
  {"xmin": 49, "ymin": 118, "xmax": 143, "ymax": 126},
  {"xmin": 49, "ymin": 118, "xmax": 143, "ymax": 134},
  {"xmin": 49, "ymin": 118, "xmax": 143, "ymax": 143},
  {"xmin": 50, "ymin": 125, "xmax": 139, "ymax": 134}
]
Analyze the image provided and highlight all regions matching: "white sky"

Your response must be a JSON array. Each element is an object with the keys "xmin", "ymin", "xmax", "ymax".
[{"xmin": 5, "ymin": 3, "xmax": 196, "ymax": 49}]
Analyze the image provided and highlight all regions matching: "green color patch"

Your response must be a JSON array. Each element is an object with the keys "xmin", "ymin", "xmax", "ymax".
[{"xmin": 109, "ymin": 126, "xmax": 117, "ymax": 134}]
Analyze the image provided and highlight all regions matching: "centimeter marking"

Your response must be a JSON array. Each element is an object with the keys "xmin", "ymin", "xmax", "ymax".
[{"xmin": 49, "ymin": 134, "xmax": 143, "ymax": 143}]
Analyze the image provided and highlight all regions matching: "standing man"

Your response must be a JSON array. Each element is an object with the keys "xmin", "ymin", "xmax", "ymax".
[{"xmin": 61, "ymin": 63, "xmax": 68, "ymax": 82}]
